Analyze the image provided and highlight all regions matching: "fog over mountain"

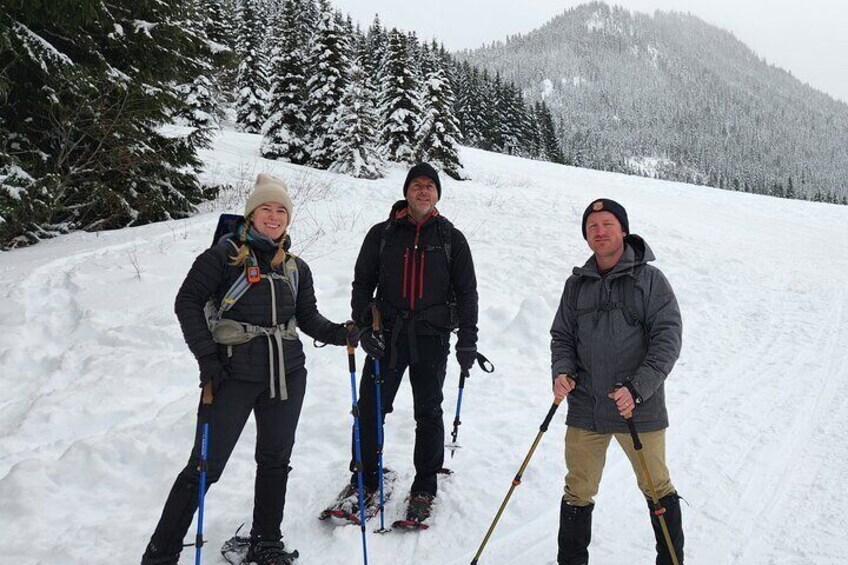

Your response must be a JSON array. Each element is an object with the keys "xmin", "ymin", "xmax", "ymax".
[{"xmin": 457, "ymin": 1, "xmax": 848, "ymax": 203}]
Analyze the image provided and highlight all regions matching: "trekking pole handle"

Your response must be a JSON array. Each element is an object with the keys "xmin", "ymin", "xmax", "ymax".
[
  {"xmin": 347, "ymin": 345, "xmax": 356, "ymax": 372},
  {"xmin": 201, "ymin": 382, "xmax": 214, "ymax": 406},
  {"xmin": 371, "ymin": 304, "xmax": 383, "ymax": 333},
  {"xmin": 540, "ymin": 397, "xmax": 562, "ymax": 433},
  {"xmin": 624, "ymin": 413, "xmax": 642, "ymax": 451}
]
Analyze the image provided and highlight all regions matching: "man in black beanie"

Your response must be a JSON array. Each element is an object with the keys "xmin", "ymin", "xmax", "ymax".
[
  {"xmin": 327, "ymin": 162, "xmax": 479, "ymax": 528},
  {"xmin": 550, "ymin": 198, "xmax": 685, "ymax": 564}
]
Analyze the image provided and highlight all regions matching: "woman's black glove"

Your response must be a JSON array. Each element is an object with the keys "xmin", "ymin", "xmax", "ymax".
[
  {"xmin": 198, "ymin": 354, "xmax": 227, "ymax": 393},
  {"xmin": 335, "ymin": 321, "xmax": 361, "ymax": 347}
]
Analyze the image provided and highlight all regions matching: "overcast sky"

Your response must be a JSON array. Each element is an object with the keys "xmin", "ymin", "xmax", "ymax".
[{"xmin": 331, "ymin": 0, "xmax": 848, "ymax": 104}]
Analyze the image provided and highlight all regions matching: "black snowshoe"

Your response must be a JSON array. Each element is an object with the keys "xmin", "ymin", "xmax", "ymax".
[
  {"xmin": 221, "ymin": 530, "xmax": 298, "ymax": 565},
  {"xmin": 392, "ymin": 492, "xmax": 435, "ymax": 531}
]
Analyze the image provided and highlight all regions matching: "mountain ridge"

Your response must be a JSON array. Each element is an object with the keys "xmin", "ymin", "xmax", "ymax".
[{"xmin": 456, "ymin": 1, "xmax": 848, "ymax": 203}]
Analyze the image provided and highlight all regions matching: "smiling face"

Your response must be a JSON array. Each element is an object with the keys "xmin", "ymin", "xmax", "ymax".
[
  {"xmin": 405, "ymin": 176, "xmax": 439, "ymax": 221},
  {"xmin": 250, "ymin": 201, "xmax": 289, "ymax": 240},
  {"xmin": 585, "ymin": 210, "xmax": 626, "ymax": 268}
]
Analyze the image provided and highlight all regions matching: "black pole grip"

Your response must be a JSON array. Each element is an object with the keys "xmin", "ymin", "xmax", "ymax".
[
  {"xmin": 625, "ymin": 415, "xmax": 642, "ymax": 451},
  {"xmin": 347, "ymin": 345, "xmax": 356, "ymax": 373},
  {"xmin": 458, "ymin": 368, "xmax": 468, "ymax": 389},
  {"xmin": 539, "ymin": 399, "xmax": 561, "ymax": 432}
]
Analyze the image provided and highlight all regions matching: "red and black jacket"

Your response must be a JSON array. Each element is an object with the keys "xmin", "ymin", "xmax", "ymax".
[{"xmin": 351, "ymin": 200, "xmax": 478, "ymax": 351}]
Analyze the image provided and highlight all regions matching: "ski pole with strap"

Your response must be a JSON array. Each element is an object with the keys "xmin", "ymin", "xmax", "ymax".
[
  {"xmin": 348, "ymin": 345, "xmax": 369, "ymax": 565},
  {"xmin": 194, "ymin": 382, "xmax": 214, "ymax": 565},
  {"xmin": 447, "ymin": 352, "xmax": 494, "ymax": 457},
  {"xmin": 370, "ymin": 305, "xmax": 390, "ymax": 533},
  {"xmin": 470, "ymin": 396, "xmax": 562, "ymax": 564}
]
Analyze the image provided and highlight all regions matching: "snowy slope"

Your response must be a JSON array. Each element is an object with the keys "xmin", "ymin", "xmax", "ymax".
[{"xmin": 1, "ymin": 130, "xmax": 847, "ymax": 565}]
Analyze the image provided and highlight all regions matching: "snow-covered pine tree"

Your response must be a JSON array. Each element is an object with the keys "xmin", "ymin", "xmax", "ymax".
[
  {"xmin": 478, "ymin": 70, "xmax": 505, "ymax": 152},
  {"xmin": 235, "ymin": 0, "xmax": 269, "ymax": 133},
  {"xmin": 414, "ymin": 45, "xmax": 463, "ymax": 179},
  {"xmin": 365, "ymin": 15, "xmax": 387, "ymax": 78},
  {"xmin": 453, "ymin": 62, "xmax": 484, "ymax": 148},
  {"xmin": 197, "ymin": 0, "xmax": 239, "ymax": 104},
  {"xmin": 497, "ymin": 81, "xmax": 528, "ymax": 156},
  {"xmin": 379, "ymin": 29, "xmax": 423, "ymax": 164},
  {"xmin": 303, "ymin": 0, "xmax": 349, "ymax": 169},
  {"xmin": 328, "ymin": 36, "xmax": 384, "ymax": 180},
  {"xmin": 535, "ymin": 100, "xmax": 564, "ymax": 163},
  {"xmin": 174, "ymin": 0, "xmax": 221, "ymax": 142},
  {"xmin": 0, "ymin": 0, "xmax": 209, "ymax": 248},
  {"xmin": 261, "ymin": 0, "xmax": 311, "ymax": 164}
]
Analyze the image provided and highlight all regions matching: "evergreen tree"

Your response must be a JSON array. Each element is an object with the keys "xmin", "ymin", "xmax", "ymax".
[
  {"xmin": 174, "ymin": 0, "xmax": 221, "ymax": 141},
  {"xmin": 0, "ymin": 0, "xmax": 209, "ymax": 248},
  {"xmin": 415, "ymin": 47, "xmax": 463, "ymax": 179},
  {"xmin": 261, "ymin": 0, "xmax": 311, "ymax": 163},
  {"xmin": 365, "ymin": 15, "xmax": 387, "ymax": 77},
  {"xmin": 197, "ymin": 0, "xmax": 239, "ymax": 103},
  {"xmin": 379, "ymin": 29, "xmax": 422, "ymax": 164},
  {"xmin": 453, "ymin": 62, "xmax": 484, "ymax": 148},
  {"xmin": 329, "ymin": 54, "xmax": 384, "ymax": 180},
  {"xmin": 304, "ymin": 0, "xmax": 349, "ymax": 169},
  {"xmin": 535, "ymin": 100, "xmax": 564, "ymax": 163},
  {"xmin": 235, "ymin": 0, "xmax": 269, "ymax": 133}
]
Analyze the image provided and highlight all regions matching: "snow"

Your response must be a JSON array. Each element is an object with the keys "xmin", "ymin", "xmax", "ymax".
[
  {"xmin": 2, "ymin": 129, "xmax": 847, "ymax": 564},
  {"xmin": 540, "ymin": 78, "xmax": 553, "ymax": 100}
]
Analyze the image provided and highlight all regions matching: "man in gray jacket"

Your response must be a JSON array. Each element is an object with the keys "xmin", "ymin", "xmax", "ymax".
[{"xmin": 550, "ymin": 198, "xmax": 684, "ymax": 565}]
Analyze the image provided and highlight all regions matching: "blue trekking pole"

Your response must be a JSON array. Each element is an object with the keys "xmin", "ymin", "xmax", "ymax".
[
  {"xmin": 194, "ymin": 383, "xmax": 213, "ymax": 565},
  {"xmin": 446, "ymin": 368, "xmax": 469, "ymax": 458},
  {"xmin": 370, "ymin": 305, "xmax": 390, "ymax": 533},
  {"xmin": 348, "ymin": 345, "xmax": 369, "ymax": 565},
  {"xmin": 447, "ymin": 352, "xmax": 494, "ymax": 458}
]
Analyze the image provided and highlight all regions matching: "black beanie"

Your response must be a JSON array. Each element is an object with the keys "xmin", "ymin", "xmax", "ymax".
[
  {"xmin": 403, "ymin": 162, "xmax": 442, "ymax": 199},
  {"xmin": 581, "ymin": 198, "xmax": 629, "ymax": 239}
]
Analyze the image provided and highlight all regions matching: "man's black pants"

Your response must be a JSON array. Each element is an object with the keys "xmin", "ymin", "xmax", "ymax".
[{"xmin": 350, "ymin": 333, "xmax": 449, "ymax": 496}]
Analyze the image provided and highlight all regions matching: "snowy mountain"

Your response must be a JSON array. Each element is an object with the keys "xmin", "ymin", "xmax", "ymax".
[
  {"xmin": 457, "ymin": 1, "xmax": 848, "ymax": 204},
  {"xmin": 1, "ymin": 128, "xmax": 847, "ymax": 564}
]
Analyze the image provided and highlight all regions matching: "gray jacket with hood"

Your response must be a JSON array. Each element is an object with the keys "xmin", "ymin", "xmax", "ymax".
[{"xmin": 550, "ymin": 234, "xmax": 682, "ymax": 433}]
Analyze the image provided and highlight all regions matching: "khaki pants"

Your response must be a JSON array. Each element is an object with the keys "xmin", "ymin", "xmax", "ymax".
[{"xmin": 563, "ymin": 426, "xmax": 676, "ymax": 506}]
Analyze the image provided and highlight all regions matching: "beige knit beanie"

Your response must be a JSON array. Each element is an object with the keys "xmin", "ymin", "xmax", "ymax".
[{"xmin": 244, "ymin": 173, "xmax": 294, "ymax": 221}]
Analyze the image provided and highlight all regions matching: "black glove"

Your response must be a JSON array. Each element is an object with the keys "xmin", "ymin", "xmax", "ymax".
[
  {"xmin": 360, "ymin": 329, "xmax": 386, "ymax": 359},
  {"xmin": 456, "ymin": 346, "xmax": 477, "ymax": 373},
  {"xmin": 198, "ymin": 354, "xmax": 227, "ymax": 393},
  {"xmin": 335, "ymin": 321, "xmax": 360, "ymax": 347}
]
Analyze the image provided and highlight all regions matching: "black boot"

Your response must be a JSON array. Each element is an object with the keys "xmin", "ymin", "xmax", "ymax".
[
  {"xmin": 557, "ymin": 500, "xmax": 593, "ymax": 565},
  {"xmin": 140, "ymin": 541, "xmax": 179, "ymax": 565},
  {"xmin": 647, "ymin": 493, "xmax": 684, "ymax": 565}
]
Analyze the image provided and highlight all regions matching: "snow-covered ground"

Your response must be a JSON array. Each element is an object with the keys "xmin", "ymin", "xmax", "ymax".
[{"xmin": 2, "ymin": 130, "xmax": 847, "ymax": 564}]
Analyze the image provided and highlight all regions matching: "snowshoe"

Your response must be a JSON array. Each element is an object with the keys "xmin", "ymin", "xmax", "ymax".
[
  {"xmin": 392, "ymin": 492, "xmax": 434, "ymax": 531},
  {"xmin": 221, "ymin": 529, "xmax": 298, "ymax": 565},
  {"xmin": 319, "ymin": 469, "xmax": 396, "ymax": 524}
]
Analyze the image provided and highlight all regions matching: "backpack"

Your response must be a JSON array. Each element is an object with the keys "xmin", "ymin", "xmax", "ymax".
[
  {"xmin": 205, "ymin": 213, "xmax": 300, "ymax": 327},
  {"xmin": 379, "ymin": 214, "xmax": 453, "ymax": 268},
  {"xmin": 378, "ymin": 214, "xmax": 457, "ymax": 330},
  {"xmin": 570, "ymin": 265, "xmax": 646, "ymax": 331}
]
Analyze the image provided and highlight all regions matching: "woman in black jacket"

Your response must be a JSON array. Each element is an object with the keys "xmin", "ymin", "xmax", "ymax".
[{"xmin": 141, "ymin": 173, "xmax": 356, "ymax": 565}]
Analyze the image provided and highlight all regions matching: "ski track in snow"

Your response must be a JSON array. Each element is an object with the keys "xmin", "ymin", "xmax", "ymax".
[{"xmin": 1, "ymin": 131, "xmax": 847, "ymax": 564}]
